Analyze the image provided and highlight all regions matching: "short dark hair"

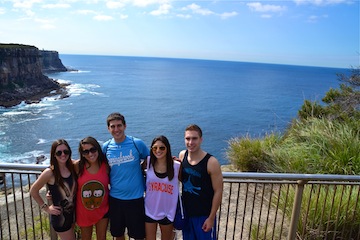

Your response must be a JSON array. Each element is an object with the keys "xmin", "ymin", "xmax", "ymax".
[
  {"xmin": 185, "ymin": 124, "xmax": 202, "ymax": 137},
  {"xmin": 106, "ymin": 112, "xmax": 126, "ymax": 127}
]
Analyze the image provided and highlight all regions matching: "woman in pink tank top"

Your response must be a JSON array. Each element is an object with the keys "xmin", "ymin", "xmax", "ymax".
[
  {"xmin": 75, "ymin": 136, "xmax": 110, "ymax": 240},
  {"xmin": 144, "ymin": 135, "xmax": 181, "ymax": 240}
]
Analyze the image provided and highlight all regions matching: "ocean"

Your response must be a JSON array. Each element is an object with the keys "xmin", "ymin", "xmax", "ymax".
[{"xmin": 0, "ymin": 55, "xmax": 349, "ymax": 165}]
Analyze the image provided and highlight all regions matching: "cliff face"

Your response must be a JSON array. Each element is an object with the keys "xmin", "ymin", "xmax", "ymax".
[
  {"xmin": 40, "ymin": 50, "xmax": 68, "ymax": 72},
  {"xmin": 0, "ymin": 44, "xmax": 67, "ymax": 107}
]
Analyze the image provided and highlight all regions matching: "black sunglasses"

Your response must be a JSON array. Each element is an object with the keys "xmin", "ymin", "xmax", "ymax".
[
  {"xmin": 55, "ymin": 149, "xmax": 70, "ymax": 156},
  {"xmin": 152, "ymin": 146, "xmax": 166, "ymax": 151},
  {"xmin": 82, "ymin": 147, "xmax": 97, "ymax": 155}
]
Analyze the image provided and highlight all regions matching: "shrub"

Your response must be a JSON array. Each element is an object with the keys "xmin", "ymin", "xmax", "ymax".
[
  {"xmin": 270, "ymin": 118, "xmax": 360, "ymax": 175},
  {"xmin": 226, "ymin": 134, "xmax": 279, "ymax": 172}
]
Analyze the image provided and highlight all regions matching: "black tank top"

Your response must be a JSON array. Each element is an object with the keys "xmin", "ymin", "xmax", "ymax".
[
  {"xmin": 181, "ymin": 151, "xmax": 214, "ymax": 217},
  {"xmin": 47, "ymin": 174, "xmax": 76, "ymax": 232}
]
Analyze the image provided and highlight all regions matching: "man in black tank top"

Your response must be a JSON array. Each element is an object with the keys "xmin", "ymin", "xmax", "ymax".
[{"xmin": 179, "ymin": 124, "xmax": 223, "ymax": 240}]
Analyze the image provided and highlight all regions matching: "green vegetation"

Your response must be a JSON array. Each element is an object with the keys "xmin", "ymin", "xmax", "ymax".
[
  {"xmin": 0, "ymin": 43, "xmax": 36, "ymax": 49},
  {"xmin": 22, "ymin": 215, "xmax": 51, "ymax": 239},
  {"xmin": 227, "ymin": 66, "xmax": 360, "ymax": 175},
  {"xmin": 226, "ymin": 65, "xmax": 360, "ymax": 239}
]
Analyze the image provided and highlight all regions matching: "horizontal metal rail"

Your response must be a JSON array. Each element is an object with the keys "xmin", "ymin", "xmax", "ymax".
[{"xmin": 1, "ymin": 163, "xmax": 360, "ymax": 240}]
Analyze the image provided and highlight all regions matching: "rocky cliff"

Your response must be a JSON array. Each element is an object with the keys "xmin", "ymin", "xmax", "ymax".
[
  {"xmin": 40, "ymin": 50, "xmax": 68, "ymax": 72},
  {"xmin": 0, "ymin": 44, "xmax": 68, "ymax": 107}
]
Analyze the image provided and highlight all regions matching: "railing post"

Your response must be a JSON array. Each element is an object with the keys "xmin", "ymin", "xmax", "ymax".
[{"xmin": 287, "ymin": 179, "xmax": 307, "ymax": 240}]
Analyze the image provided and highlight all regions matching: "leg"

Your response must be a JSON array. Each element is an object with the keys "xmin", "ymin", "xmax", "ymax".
[
  {"xmin": 109, "ymin": 196, "xmax": 126, "ymax": 239},
  {"xmin": 95, "ymin": 218, "xmax": 109, "ymax": 240},
  {"xmin": 57, "ymin": 226, "xmax": 76, "ymax": 240},
  {"xmin": 145, "ymin": 222, "xmax": 158, "ymax": 240},
  {"xmin": 125, "ymin": 198, "xmax": 145, "ymax": 239},
  {"xmin": 159, "ymin": 223, "xmax": 175, "ymax": 240},
  {"xmin": 80, "ymin": 225, "xmax": 94, "ymax": 240}
]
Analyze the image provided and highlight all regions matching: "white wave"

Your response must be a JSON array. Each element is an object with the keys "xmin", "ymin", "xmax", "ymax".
[
  {"xmin": 37, "ymin": 138, "xmax": 47, "ymax": 144},
  {"xmin": 0, "ymin": 150, "xmax": 49, "ymax": 164},
  {"xmin": 17, "ymin": 117, "xmax": 47, "ymax": 124},
  {"xmin": 67, "ymin": 83, "xmax": 102, "ymax": 96},
  {"xmin": 2, "ymin": 111, "xmax": 29, "ymax": 116},
  {"xmin": 69, "ymin": 70, "xmax": 90, "ymax": 73},
  {"xmin": 56, "ymin": 79, "xmax": 72, "ymax": 84}
]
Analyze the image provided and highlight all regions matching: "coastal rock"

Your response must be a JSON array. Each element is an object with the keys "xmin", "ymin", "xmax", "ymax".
[
  {"xmin": 0, "ymin": 43, "xmax": 69, "ymax": 107},
  {"xmin": 40, "ymin": 50, "xmax": 68, "ymax": 72}
]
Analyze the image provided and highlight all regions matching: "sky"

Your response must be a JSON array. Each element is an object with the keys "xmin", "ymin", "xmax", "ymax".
[{"xmin": 0, "ymin": 0, "xmax": 359, "ymax": 68}]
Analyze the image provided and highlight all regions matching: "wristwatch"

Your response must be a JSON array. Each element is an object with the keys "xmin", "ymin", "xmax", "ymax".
[{"xmin": 40, "ymin": 203, "xmax": 48, "ymax": 210}]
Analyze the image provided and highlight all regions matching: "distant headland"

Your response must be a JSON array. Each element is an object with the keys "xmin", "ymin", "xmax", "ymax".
[{"xmin": 0, "ymin": 43, "xmax": 73, "ymax": 107}]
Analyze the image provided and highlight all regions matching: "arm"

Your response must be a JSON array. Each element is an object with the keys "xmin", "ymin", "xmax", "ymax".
[
  {"xmin": 29, "ymin": 168, "xmax": 61, "ymax": 215},
  {"xmin": 73, "ymin": 159, "xmax": 80, "ymax": 175},
  {"xmin": 202, "ymin": 156, "xmax": 223, "ymax": 232},
  {"xmin": 178, "ymin": 150, "xmax": 186, "ymax": 161}
]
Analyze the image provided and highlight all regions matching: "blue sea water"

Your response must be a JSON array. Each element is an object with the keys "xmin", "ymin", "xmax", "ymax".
[{"xmin": 0, "ymin": 55, "xmax": 349, "ymax": 165}]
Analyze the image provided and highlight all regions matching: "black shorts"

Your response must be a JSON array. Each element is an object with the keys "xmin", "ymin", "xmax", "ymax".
[
  {"xmin": 109, "ymin": 196, "xmax": 145, "ymax": 239},
  {"xmin": 145, "ymin": 215, "xmax": 172, "ymax": 225}
]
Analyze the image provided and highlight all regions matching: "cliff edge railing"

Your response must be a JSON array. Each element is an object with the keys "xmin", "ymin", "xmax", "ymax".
[{"xmin": 0, "ymin": 163, "xmax": 359, "ymax": 240}]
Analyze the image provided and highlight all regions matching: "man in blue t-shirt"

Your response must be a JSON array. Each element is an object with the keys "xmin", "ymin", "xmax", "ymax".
[{"xmin": 103, "ymin": 112, "xmax": 150, "ymax": 240}]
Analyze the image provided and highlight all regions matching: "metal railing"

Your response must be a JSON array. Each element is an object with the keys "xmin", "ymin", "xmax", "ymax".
[{"xmin": 1, "ymin": 163, "xmax": 360, "ymax": 240}]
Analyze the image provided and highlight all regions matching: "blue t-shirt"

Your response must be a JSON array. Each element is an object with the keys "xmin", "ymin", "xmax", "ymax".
[{"xmin": 103, "ymin": 136, "xmax": 150, "ymax": 200}]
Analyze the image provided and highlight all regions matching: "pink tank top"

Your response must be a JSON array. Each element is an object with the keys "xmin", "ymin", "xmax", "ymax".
[
  {"xmin": 76, "ymin": 161, "xmax": 109, "ymax": 227},
  {"xmin": 145, "ymin": 159, "xmax": 180, "ymax": 221}
]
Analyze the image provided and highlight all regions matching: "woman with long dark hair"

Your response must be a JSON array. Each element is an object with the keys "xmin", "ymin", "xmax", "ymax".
[
  {"xmin": 74, "ymin": 136, "xmax": 110, "ymax": 240},
  {"xmin": 144, "ymin": 135, "xmax": 181, "ymax": 240},
  {"xmin": 30, "ymin": 139, "xmax": 77, "ymax": 240}
]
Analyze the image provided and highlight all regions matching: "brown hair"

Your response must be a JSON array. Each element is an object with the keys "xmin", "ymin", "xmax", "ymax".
[
  {"xmin": 78, "ymin": 136, "xmax": 109, "ymax": 176},
  {"xmin": 185, "ymin": 124, "xmax": 203, "ymax": 137},
  {"xmin": 50, "ymin": 139, "xmax": 76, "ymax": 190}
]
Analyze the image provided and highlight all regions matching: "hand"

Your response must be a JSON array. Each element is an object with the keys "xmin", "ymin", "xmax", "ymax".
[
  {"xmin": 173, "ymin": 156, "xmax": 182, "ymax": 162},
  {"xmin": 202, "ymin": 217, "xmax": 214, "ymax": 232},
  {"xmin": 45, "ymin": 205, "xmax": 62, "ymax": 216}
]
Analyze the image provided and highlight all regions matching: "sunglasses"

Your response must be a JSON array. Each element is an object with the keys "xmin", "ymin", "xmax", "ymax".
[
  {"xmin": 82, "ymin": 147, "xmax": 97, "ymax": 155},
  {"xmin": 152, "ymin": 146, "xmax": 166, "ymax": 151},
  {"xmin": 55, "ymin": 149, "xmax": 70, "ymax": 156}
]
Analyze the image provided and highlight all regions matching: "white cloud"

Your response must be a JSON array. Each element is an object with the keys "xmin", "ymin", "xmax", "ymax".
[
  {"xmin": 13, "ymin": 0, "xmax": 43, "ymax": 9},
  {"xmin": 261, "ymin": 14, "xmax": 272, "ymax": 18},
  {"xmin": 119, "ymin": 14, "xmax": 128, "ymax": 19},
  {"xmin": 93, "ymin": 15, "xmax": 114, "ymax": 21},
  {"xmin": 0, "ymin": 8, "xmax": 5, "ymax": 15},
  {"xmin": 219, "ymin": 11, "xmax": 238, "ymax": 19},
  {"xmin": 41, "ymin": 3, "xmax": 71, "ymax": 9},
  {"xmin": 247, "ymin": 2, "xmax": 287, "ymax": 12},
  {"xmin": 307, "ymin": 14, "xmax": 328, "ymax": 22},
  {"xmin": 25, "ymin": 9, "xmax": 35, "ymax": 17},
  {"xmin": 42, "ymin": 3, "xmax": 71, "ymax": 9},
  {"xmin": 41, "ymin": 23, "xmax": 56, "ymax": 29},
  {"xmin": 76, "ymin": 9, "xmax": 98, "ymax": 15},
  {"xmin": 106, "ymin": 1, "xmax": 126, "ymax": 9},
  {"xmin": 150, "ymin": 3, "xmax": 172, "ymax": 16},
  {"xmin": 176, "ymin": 13, "xmax": 191, "ymax": 19},
  {"xmin": 132, "ymin": 0, "xmax": 170, "ymax": 7},
  {"xmin": 186, "ymin": 3, "xmax": 214, "ymax": 16},
  {"xmin": 294, "ymin": 0, "xmax": 350, "ymax": 5},
  {"xmin": 34, "ymin": 17, "xmax": 56, "ymax": 29}
]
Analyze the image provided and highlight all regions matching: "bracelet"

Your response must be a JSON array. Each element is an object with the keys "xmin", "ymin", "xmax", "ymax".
[{"xmin": 40, "ymin": 203, "xmax": 48, "ymax": 210}]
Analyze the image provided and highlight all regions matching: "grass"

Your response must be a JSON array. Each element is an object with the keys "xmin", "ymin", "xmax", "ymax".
[{"xmin": 275, "ymin": 184, "xmax": 360, "ymax": 239}]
